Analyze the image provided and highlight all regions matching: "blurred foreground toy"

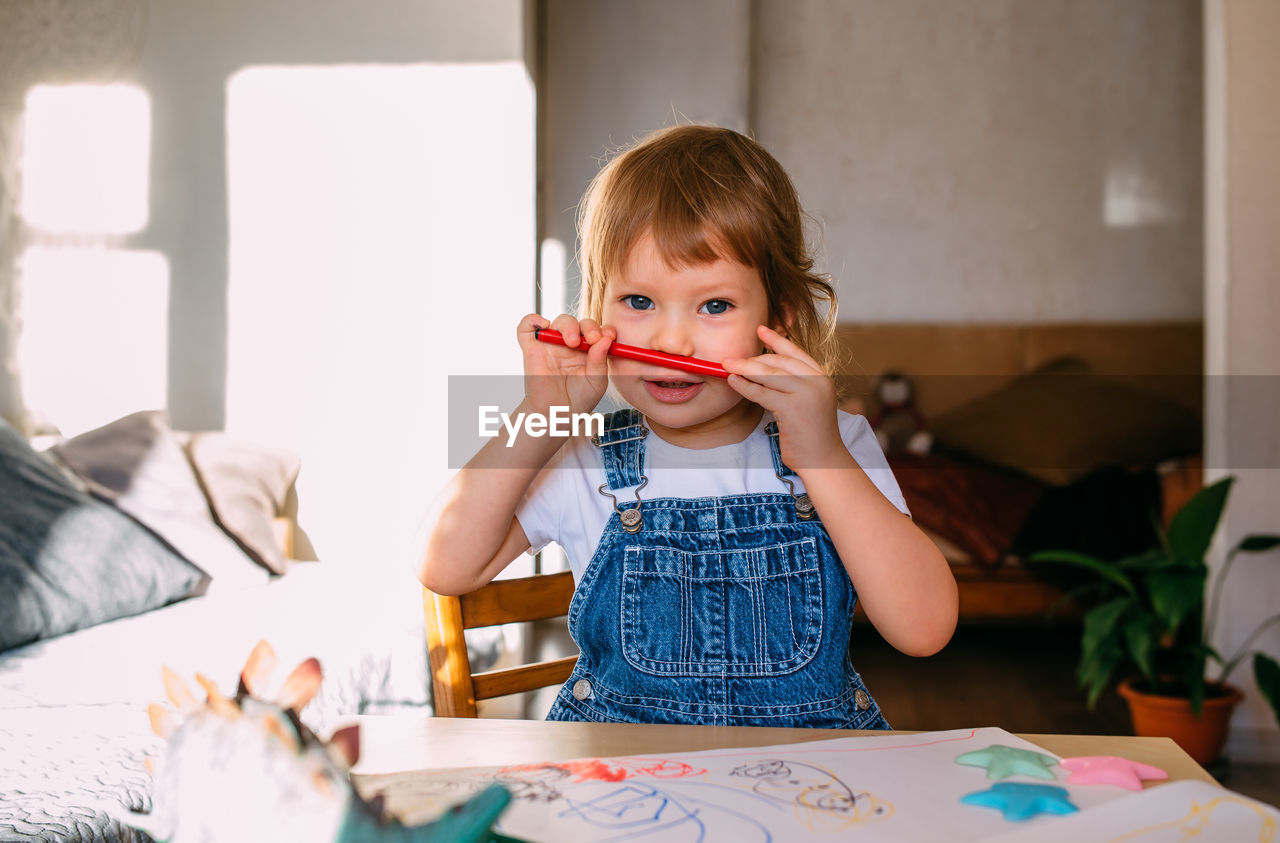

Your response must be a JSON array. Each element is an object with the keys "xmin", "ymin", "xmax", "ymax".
[{"xmin": 119, "ymin": 641, "xmax": 513, "ymax": 843}]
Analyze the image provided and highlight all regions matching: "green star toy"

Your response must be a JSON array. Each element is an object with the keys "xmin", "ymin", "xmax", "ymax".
[{"xmin": 955, "ymin": 745, "xmax": 1059, "ymax": 780}]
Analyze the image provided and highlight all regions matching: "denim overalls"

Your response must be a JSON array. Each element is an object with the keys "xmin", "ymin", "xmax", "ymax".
[{"xmin": 546, "ymin": 409, "xmax": 890, "ymax": 729}]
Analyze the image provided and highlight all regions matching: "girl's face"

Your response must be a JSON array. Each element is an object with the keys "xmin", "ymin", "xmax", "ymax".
[{"xmin": 601, "ymin": 231, "xmax": 780, "ymax": 448}]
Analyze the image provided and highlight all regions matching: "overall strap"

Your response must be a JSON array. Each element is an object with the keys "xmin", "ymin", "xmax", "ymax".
[
  {"xmin": 765, "ymin": 420, "xmax": 816, "ymax": 520},
  {"xmin": 594, "ymin": 408, "xmax": 647, "ymax": 490},
  {"xmin": 763, "ymin": 420, "xmax": 795, "ymax": 477}
]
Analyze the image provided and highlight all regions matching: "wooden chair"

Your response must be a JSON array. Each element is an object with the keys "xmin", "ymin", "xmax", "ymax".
[{"xmin": 423, "ymin": 570, "xmax": 578, "ymax": 717}]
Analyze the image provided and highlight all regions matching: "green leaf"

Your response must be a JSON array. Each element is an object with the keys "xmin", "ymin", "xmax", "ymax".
[
  {"xmin": 1123, "ymin": 612, "xmax": 1158, "ymax": 680},
  {"xmin": 1029, "ymin": 551, "xmax": 1137, "ymax": 596},
  {"xmin": 1255, "ymin": 654, "xmax": 1280, "ymax": 729},
  {"xmin": 1148, "ymin": 569, "xmax": 1207, "ymax": 632},
  {"xmin": 1167, "ymin": 477, "xmax": 1233, "ymax": 563},
  {"xmin": 1077, "ymin": 634, "xmax": 1121, "ymax": 685},
  {"xmin": 1081, "ymin": 598, "xmax": 1131, "ymax": 663},
  {"xmin": 1046, "ymin": 584, "xmax": 1096, "ymax": 619},
  {"xmin": 1188, "ymin": 670, "xmax": 1205, "ymax": 717},
  {"xmin": 1193, "ymin": 642, "xmax": 1216, "ymax": 688},
  {"xmin": 1115, "ymin": 549, "xmax": 1170, "ymax": 571},
  {"xmin": 1083, "ymin": 647, "xmax": 1123, "ymax": 710},
  {"xmin": 1239, "ymin": 534, "xmax": 1280, "ymax": 553}
]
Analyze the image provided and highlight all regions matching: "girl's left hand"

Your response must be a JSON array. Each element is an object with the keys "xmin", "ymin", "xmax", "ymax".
[{"xmin": 722, "ymin": 325, "xmax": 843, "ymax": 471}]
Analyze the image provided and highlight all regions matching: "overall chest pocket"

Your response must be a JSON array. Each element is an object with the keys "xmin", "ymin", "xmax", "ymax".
[{"xmin": 620, "ymin": 538, "xmax": 823, "ymax": 677}]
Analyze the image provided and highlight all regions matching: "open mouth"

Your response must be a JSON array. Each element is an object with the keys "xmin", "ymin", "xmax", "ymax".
[{"xmin": 643, "ymin": 378, "xmax": 704, "ymax": 403}]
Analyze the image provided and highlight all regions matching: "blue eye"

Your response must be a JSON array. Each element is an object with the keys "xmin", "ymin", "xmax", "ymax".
[
  {"xmin": 623, "ymin": 295, "xmax": 653, "ymax": 311},
  {"xmin": 700, "ymin": 299, "xmax": 731, "ymax": 315}
]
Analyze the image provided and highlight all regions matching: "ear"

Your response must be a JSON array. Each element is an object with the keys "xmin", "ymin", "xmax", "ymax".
[{"xmin": 770, "ymin": 303, "xmax": 795, "ymax": 339}]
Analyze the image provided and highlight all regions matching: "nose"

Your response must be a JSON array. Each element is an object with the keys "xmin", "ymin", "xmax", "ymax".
[{"xmin": 649, "ymin": 313, "xmax": 695, "ymax": 359}]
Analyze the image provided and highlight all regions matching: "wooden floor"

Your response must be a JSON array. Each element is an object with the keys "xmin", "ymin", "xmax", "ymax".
[{"xmin": 851, "ymin": 621, "xmax": 1131, "ymax": 735}]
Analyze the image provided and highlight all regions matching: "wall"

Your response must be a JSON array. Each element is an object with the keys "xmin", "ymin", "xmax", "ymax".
[
  {"xmin": 1206, "ymin": 0, "xmax": 1280, "ymax": 761},
  {"xmin": 1, "ymin": 0, "xmax": 537, "ymax": 570},
  {"xmin": 137, "ymin": 0, "xmax": 530, "ymax": 430},
  {"xmin": 541, "ymin": 0, "xmax": 1202, "ymax": 324},
  {"xmin": 755, "ymin": 0, "xmax": 1202, "ymax": 322},
  {"xmin": 539, "ymin": 0, "xmax": 751, "ymax": 315}
]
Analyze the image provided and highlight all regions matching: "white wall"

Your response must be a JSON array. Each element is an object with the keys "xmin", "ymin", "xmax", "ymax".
[
  {"xmin": 540, "ymin": 0, "xmax": 751, "ymax": 314},
  {"xmin": 136, "ymin": 0, "xmax": 530, "ymax": 430},
  {"xmin": 2, "ymin": 0, "xmax": 537, "ymax": 571},
  {"xmin": 756, "ymin": 0, "xmax": 1202, "ymax": 323},
  {"xmin": 542, "ymin": 0, "xmax": 1202, "ymax": 324},
  {"xmin": 1206, "ymin": 0, "xmax": 1280, "ymax": 762}
]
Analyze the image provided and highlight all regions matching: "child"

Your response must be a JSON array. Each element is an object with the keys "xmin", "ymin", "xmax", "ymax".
[{"xmin": 421, "ymin": 125, "xmax": 957, "ymax": 728}]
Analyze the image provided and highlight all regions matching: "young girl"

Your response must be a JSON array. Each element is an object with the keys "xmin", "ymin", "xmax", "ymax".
[{"xmin": 421, "ymin": 125, "xmax": 957, "ymax": 728}]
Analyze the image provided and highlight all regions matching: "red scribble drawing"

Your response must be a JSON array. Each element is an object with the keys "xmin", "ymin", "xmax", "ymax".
[
  {"xmin": 635, "ymin": 759, "xmax": 704, "ymax": 779},
  {"xmin": 498, "ymin": 758, "xmax": 708, "ymax": 785},
  {"xmin": 623, "ymin": 727, "xmax": 983, "ymax": 766}
]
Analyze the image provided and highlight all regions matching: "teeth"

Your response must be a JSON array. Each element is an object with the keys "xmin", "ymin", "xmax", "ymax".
[{"xmin": 656, "ymin": 381, "xmax": 690, "ymax": 388}]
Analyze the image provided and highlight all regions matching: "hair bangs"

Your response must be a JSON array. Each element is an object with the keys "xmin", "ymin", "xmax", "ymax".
[{"xmin": 578, "ymin": 125, "xmax": 840, "ymax": 378}]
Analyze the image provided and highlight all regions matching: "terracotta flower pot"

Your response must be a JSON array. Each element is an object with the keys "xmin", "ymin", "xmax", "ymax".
[{"xmin": 1117, "ymin": 676, "xmax": 1243, "ymax": 767}]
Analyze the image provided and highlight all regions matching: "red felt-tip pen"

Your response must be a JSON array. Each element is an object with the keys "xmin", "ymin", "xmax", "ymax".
[{"xmin": 534, "ymin": 327, "xmax": 730, "ymax": 379}]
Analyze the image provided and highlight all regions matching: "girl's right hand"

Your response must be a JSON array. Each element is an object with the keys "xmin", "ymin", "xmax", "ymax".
[{"xmin": 517, "ymin": 313, "xmax": 614, "ymax": 415}]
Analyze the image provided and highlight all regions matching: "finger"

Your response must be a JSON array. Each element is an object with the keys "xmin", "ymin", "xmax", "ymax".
[
  {"xmin": 585, "ymin": 331, "xmax": 614, "ymax": 376},
  {"xmin": 517, "ymin": 312, "xmax": 552, "ymax": 343},
  {"xmin": 723, "ymin": 356, "xmax": 800, "ymax": 387},
  {"xmin": 721, "ymin": 358, "xmax": 798, "ymax": 393},
  {"xmin": 726, "ymin": 373, "xmax": 781, "ymax": 409},
  {"xmin": 578, "ymin": 318, "xmax": 604, "ymax": 344},
  {"xmin": 757, "ymin": 325, "xmax": 822, "ymax": 370},
  {"xmin": 551, "ymin": 314, "xmax": 584, "ymax": 347},
  {"xmin": 726, "ymin": 346, "xmax": 823, "ymax": 381}
]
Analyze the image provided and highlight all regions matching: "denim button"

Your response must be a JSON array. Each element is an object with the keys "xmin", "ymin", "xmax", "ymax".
[
  {"xmin": 572, "ymin": 679, "xmax": 593, "ymax": 700},
  {"xmin": 854, "ymin": 689, "xmax": 871, "ymax": 710}
]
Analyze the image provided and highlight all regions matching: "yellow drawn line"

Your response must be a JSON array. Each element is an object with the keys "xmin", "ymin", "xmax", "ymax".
[{"xmin": 1110, "ymin": 796, "xmax": 1276, "ymax": 842}]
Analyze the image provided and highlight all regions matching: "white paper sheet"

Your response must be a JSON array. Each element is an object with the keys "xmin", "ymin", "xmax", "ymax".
[
  {"xmin": 367, "ymin": 727, "xmax": 1169, "ymax": 841},
  {"xmin": 987, "ymin": 779, "xmax": 1278, "ymax": 842}
]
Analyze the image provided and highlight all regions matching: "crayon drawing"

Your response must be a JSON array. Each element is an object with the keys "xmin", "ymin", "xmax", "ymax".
[
  {"xmin": 358, "ymin": 727, "xmax": 1146, "ymax": 841},
  {"xmin": 987, "ymin": 779, "xmax": 1280, "ymax": 843}
]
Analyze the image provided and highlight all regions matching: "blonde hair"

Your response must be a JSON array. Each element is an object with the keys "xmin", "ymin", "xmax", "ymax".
[{"xmin": 577, "ymin": 125, "xmax": 841, "ymax": 374}]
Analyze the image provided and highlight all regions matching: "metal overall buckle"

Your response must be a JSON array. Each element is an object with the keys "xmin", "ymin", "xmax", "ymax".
[
  {"xmin": 765, "ymin": 422, "xmax": 815, "ymax": 519},
  {"xmin": 593, "ymin": 417, "xmax": 649, "ymax": 532},
  {"xmin": 598, "ymin": 476, "xmax": 649, "ymax": 533}
]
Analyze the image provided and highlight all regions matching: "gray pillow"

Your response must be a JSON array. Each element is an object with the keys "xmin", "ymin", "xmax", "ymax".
[
  {"xmin": 51, "ymin": 411, "xmax": 271, "ymax": 592},
  {"xmin": 0, "ymin": 417, "xmax": 204, "ymax": 652}
]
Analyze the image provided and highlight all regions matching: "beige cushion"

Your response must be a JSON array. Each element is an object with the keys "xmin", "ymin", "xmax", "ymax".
[
  {"xmin": 930, "ymin": 359, "xmax": 1201, "ymax": 485},
  {"xmin": 185, "ymin": 432, "xmax": 302, "ymax": 575}
]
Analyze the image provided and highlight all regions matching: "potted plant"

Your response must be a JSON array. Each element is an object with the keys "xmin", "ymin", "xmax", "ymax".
[{"xmin": 1031, "ymin": 476, "xmax": 1280, "ymax": 766}]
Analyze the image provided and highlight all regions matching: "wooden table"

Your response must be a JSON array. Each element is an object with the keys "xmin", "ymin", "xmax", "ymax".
[{"xmin": 349, "ymin": 716, "xmax": 1214, "ymax": 786}]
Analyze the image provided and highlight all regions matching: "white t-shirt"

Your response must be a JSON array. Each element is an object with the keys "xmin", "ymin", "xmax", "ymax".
[{"xmin": 516, "ymin": 410, "xmax": 911, "ymax": 580}]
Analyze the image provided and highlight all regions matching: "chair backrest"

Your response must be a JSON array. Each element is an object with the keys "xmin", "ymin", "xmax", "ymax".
[{"xmin": 423, "ymin": 570, "xmax": 577, "ymax": 718}]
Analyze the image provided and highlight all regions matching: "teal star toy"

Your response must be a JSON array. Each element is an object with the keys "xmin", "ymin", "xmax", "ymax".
[
  {"xmin": 955, "ymin": 744, "xmax": 1059, "ymax": 780},
  {"xmin": 960, "ymin": 783, "xmax": 1079, "ymax": 822}
]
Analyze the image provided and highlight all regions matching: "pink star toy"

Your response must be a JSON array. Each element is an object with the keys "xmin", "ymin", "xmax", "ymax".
[{"xmin": 1059, "ymin": 756, "xmax": 1169, "ymax": 790}]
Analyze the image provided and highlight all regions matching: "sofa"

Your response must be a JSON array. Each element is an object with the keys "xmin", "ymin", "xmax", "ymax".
[
  {"xmin": 0, "ymin": 411, "xmax": 431, "ymax": 841},
  {"xmin": 834, "ymin": 321, "xmax": 1204, "ymax": 623}
]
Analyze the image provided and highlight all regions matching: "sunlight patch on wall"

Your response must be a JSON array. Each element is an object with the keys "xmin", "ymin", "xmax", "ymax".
[
  {"xmin": 17, "ymin": 248, "xmax": 168, "ymax": 437},
  {"xmin": 20, "ymin": 84, "xmax": 150, "ymax": 235},
  {"xmin": 225, "ymin": 63, "xmax": 535, "ymax": 568},
  {"xmin": 539, "ymin": 237, "xmax": 568, "ymax": 319},
  {"xmin": 1103, "ymin": 158, "xmax": 1180, "ymax": 228}
]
